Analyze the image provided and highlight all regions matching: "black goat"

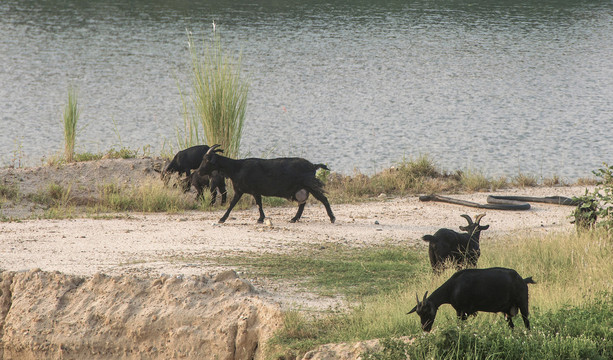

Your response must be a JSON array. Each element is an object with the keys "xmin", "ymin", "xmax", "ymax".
[
  {"xmin": 162, "ymin": 145, "xmax": 225, "ymax": 203},
  {"xmin": 162, "ymin": 145, "xmax": 222, "ymax": 181},
  {"xmin": 188, "ymin": 170, "xmax": 227, "ymax": 205},
  {"xmin": 197, "ymin": 145, "xmax": 336, "ymax": 224},
  {"xmin": 408, "ymin": 267, "xmax": 536, "ymax": 331},
  {"xmin": 422, "ymin": 214, "xmax": 489, "ymax": 272}
]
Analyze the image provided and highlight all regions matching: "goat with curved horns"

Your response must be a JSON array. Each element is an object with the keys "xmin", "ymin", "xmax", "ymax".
[
  {"xmin": 408, "ymin": 267, "xmax": 536, "ymax": 331},
  {"xmin": 422, "ymin": 214, "xmax": 489, "ymax": 272},
  {"xmin": 197, "ymin": 145, "xmax": 336, "ymax": 224}
]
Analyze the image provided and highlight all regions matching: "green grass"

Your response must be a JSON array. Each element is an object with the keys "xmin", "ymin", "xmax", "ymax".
[
  {"xmin": 94, "ymin": 181, "xmax": 196, "ymax": 213},
  {"xmin": 245, "ymin": 229, "xmax": 613, "ymax": 359},
  {"xmin": 215, "ymin": 243, "xmax": 425, "ymax": 299},
  {"xmin": 63, "ymin": 86, "xmax": 80, "ymax": 163}
]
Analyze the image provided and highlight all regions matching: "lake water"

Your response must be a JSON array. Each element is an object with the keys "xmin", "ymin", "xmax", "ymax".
[{"xmin": 1, "ymin": 0, "xmax": 612, "ymax": 180}]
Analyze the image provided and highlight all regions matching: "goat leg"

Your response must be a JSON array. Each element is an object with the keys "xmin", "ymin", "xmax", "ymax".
[
  {"xmin": 505, "ymin": 314, "xmax": 515, "ymax": 328},
  {"xmin": 209, "ymin": 187, "xmax": 217, "ymax": 205},
  {"xmin": 309, "ymin": 189, "xmax": 336, "ymax": 223},
  {"xmin": 254, "ymin": 194, "xmax": 266, "ymax": 223},
  {"xmin": 219, "ymin": 192, "xmax": 243, "ymax": 223},
  {"xmin": 291, "ymin": 203, "xmax": 306, "ymax": 223}
]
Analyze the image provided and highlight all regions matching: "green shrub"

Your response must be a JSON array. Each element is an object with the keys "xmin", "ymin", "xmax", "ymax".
[{"xmin": 572, "ymin": 163, "xmax": 613, "ymax": 233}]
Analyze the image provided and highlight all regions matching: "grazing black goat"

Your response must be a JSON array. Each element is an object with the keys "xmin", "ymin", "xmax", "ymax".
[
  {"xmin": 197, "ymin": 145, "xmax": 336, "ymax": 224},
  {"xmin": 422, "ymin": 214, "xmax": 489, "ymax": 272},
  {"xmin": 161, "ymin": 145, "xmax": 226, "ymax": 204},
  {"xmin": 408, "ymin": 267, "xmax": 536, "ymax": 331}
]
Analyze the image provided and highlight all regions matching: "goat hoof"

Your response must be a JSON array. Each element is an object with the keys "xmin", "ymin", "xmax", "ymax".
[
  {"xmin": 257, "ymin": 219, "xmax": 264, "ymax": 224},
  {"xmin": 290, "ymin": 218, "xmax": 298, "ymax": 223},
  {"xmin": 218, "ymin": 218, "xmax": 226, "ymax": 224},
  {"xmin": 330, "ymin": 217, "xmax": 336, "ymax": 224}
]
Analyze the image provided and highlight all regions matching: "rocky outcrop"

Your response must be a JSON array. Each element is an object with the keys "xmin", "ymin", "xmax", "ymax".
[{"xmin": 0, "ymin": 269, "xmax": 282, "ymax": 359}]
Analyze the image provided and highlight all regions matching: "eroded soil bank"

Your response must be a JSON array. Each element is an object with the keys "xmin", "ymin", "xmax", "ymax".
[{"xmin": 0, "ymin": 269, "xmax": 281, "ymax": 360}]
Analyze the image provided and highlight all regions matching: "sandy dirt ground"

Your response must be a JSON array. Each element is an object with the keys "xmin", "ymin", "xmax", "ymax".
[
  {"xmin": 0, "ymin": 159, "xmax": 593, "ymax": 359},
  {"xmin": 0, "ymin": 160, "xmax": 588, "ymax": 311}
]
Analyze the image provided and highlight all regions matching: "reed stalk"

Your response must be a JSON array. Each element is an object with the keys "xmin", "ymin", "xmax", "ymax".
[
  {"xmin": 63, "ymin": 86, "xmax": 80, "ymax": 163},
  {"xmin": 179, "ymin": 28, "xmax": 249, "ymax": 158}
]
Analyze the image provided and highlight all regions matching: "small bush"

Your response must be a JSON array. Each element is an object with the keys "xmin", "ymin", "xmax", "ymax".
[
  {"xmin": 512, "ymin": 172, "xmax": 538, "ymax": 187},
  {"xmin": 0, "ymin": 184, "xmax": 19, "ymax": 201},
  {"xmin": 74, "ymin": 152, "xmax": 103, "ymax": 162},
  {"xmin": 459, "ymin": 169, "xmax": 491, "ymax": 192},
  {"xmin": 571, "ymin": 163, "xmax": 613, "ymax": 233}
]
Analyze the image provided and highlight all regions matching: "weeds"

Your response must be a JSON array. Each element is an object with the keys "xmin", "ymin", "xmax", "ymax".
[
  {"xmin": 325, "ymin": 156, "xmax": 510, "ymax": 201},
  {"xmin": 0, "ymin": 184, "xmax": 19, "ymax": 201},
  {"xmin": 571, "ymin": 163, "xmax": 613, "ymax": 233},
  {"xmin": 512, "ymin": 172, "xmax": 538, "ymax": 187},
  {"xmin": 95, "ymin": 181, "xmax": 196, "ymax": 213},
  {"xmin": 63, "ymin": 86, "xmax": 80, "ymax": 163}
]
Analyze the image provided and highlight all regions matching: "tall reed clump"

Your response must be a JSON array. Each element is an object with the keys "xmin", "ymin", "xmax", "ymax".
[
  {"xmin": 179, "ymin": 27, "xmax": 249, "ymax": 158},
  {"xmin": 62, "ymin": 86, "xmax": 80, "ymax": 163}
]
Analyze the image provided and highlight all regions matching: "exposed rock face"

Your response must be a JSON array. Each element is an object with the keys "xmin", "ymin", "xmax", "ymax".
[{"xmin": 0, "ymin": 269, "xmax": 282, "ymax": 360}]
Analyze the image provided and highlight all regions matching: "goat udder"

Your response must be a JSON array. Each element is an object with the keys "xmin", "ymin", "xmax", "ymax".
[{"xmin": 295, "ymin": 189, "xmax": 308, "ymax": 204}]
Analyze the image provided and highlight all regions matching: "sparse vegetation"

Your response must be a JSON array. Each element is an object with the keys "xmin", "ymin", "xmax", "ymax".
[
  {"xmin": 325, "ymin": 156, "xmax": 511, "ymax": 201},
  {"xmin": 0, "ymin": 184, "xmax": 19, "ymax": 201},
  {"xmin": 256, "ymin": 229, "xmax": 612, "ymax": 359},
  {"xmin": 512, "ymin": 172, "xmax": 538, "ymax": 187},
  {"xmin": 62, "ymin": 86, "xmax": 80, "ymax": 163},
  {"xmin": 571, "ymin": 163, "xmax": 613, "ymax": 233}
]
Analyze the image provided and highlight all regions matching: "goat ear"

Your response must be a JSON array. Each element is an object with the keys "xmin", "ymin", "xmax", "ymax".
[
  {"xmin": 459, "ymin": 225, "xmax": 468, "ymax": 231},
  {"xmin": 479, "ymin": 224, "xmax": 490, "ymax": 230},
  {"xmin": 422, "ymin": 291, "xmax": 428, "ymax": 303},
  {"xmin": 214, "ymin": 148, "xmax": 224, "ymax": 154},
  {"xmin": 407, "ymin": 306, "xmax": 417, "ymax": 315}
]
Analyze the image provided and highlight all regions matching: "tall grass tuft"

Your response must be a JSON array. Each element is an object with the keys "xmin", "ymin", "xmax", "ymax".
[
  {"xmin": 179, "ymin": 27, "xmax": 249, "ymax": 158},
  {"xmin": 62, "ymin": 86, "xmax": 80, "ymax": 163}
]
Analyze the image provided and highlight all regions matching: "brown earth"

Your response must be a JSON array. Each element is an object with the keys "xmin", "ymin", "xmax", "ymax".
[{"xmin": 0, "ymin": 159, "xmax": 591, "ymax": 359}]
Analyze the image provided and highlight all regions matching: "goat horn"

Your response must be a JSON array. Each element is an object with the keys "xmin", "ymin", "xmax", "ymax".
[
  {"xmin": 460, "ymin": 214, "xmax": 473, "ymax": 225},
  {"xmin": 415, "ymin": 293, "xmax": 420, "ymax": 305},
  {"xmin": 475, "ymin": 213, "xmax": 486, "ymax": 223},
  {"xmin": 206, "ymin": 144, "xmax": 221, "ymax": 155}
]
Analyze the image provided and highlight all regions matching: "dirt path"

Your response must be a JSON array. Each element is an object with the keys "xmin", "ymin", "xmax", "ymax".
[{"xmin": 1, "ymin": 184, "xmax": 586, "ymax": 310}]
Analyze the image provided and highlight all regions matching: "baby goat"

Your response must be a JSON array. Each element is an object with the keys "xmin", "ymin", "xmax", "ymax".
[
  {"xmin": 422, "ymin": 214, "xmax": 489, "ymax": 272},
  {"xmin": 408, "ymin": 267, "xmax": 536, "ymax": 331},
  {"xmin": 187, "ymin": 170, "xmax": 227, "ymax": 205}
]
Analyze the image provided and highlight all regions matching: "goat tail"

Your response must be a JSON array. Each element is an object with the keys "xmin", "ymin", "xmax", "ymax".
[
  {"xmin": 524, "ymin": 276, "xmax": 536, "ymax": 285},
  {"xmin": 314, "ymin": 163, "xmax": 330, "ymax": 171},
  {"xmin": 422, "ymin": 235, "xmax": 436, "ymax": 243}
]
